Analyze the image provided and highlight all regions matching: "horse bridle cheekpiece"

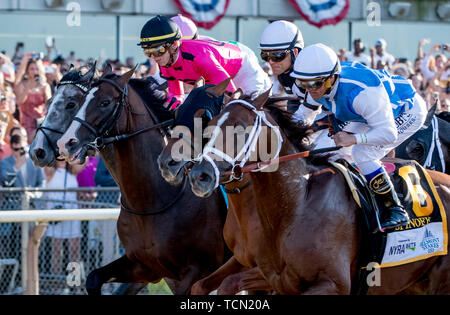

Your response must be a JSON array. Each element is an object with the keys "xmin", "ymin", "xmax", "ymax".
[
  {"xmin": 196, "ymin": 99, "xmax": 283, "ymax": 188},
  {"xmin": 73, "ymin": 78, "xmax": 129, "ymax": 150},
  {"xmin": 37, "ymin": 79, "xmax": 92, "ymax": 160}
]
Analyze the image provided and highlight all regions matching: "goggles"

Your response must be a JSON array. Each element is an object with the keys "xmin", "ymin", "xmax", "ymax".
[
  {"xmin": 295, "ymin": 77, "xmax": 328, "ymax": 91},
  {"xmin": 143, "ymin": 43, "xmax": 171, "ymax": 58},
  {"xmin": 260, "ymin": 50, "xmax": 289, "ymax": 63}
]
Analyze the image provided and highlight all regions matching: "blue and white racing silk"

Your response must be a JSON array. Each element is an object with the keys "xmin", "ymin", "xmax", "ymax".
[{"xmin": 294, "ymin": 62, "xmax": 419, "ymax": 147}]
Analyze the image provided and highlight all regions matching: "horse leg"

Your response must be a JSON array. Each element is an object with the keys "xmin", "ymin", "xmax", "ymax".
[
  {"xmin": 86, "ymin": 254, "xmax": 159, "ymax": 295},
  {"xmin": 172, "ymin": 265, "xmax": 202, "ymax": 295},
  {"xmin": 217, "ymin": 267, "xmax": 271, "ymax": 295},
  {"xmin": 191, "ymin": 256, "xmax": 247, "ymax": 295}
]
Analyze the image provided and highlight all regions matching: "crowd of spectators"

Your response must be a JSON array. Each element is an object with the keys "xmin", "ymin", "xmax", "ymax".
[{"xmin": 266, "ymin": 37, "xmax": 449, "ymax": 115}]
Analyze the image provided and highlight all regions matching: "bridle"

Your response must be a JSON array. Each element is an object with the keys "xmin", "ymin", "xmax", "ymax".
[
  {"xmin": 36, "ymin": 80, "xmax": 91, "ymax": 161},
  {"xmin": 72, "ymin": 76, "xmax": 183, "ymax": 216},
  {"xmin": 74, "ymin": 77, "xmax": 174, "ymax": 150},
  {"xmin": 195, "ymin": 99, "xmax": 283, "ymax": 189}
]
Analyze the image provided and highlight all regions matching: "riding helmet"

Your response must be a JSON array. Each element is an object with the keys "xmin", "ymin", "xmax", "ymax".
[{"xmin": 138, "ymin": 15, "xmax": 182, "ymax": 47}]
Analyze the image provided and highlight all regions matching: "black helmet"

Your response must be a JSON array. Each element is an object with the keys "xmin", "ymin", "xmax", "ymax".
[{"xmin": 138, "ymin": 15, "xmax": 182, "ymax": 47}]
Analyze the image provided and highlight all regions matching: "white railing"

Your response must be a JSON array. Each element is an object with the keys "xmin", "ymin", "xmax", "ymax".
[{"xmin": 0, "ymin": 208, "xmax": 120, "ymax": 295}]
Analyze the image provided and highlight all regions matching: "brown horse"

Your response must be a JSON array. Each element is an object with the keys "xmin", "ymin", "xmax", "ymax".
[
  {"xmin": 55, "ymin": 67, "xmax": 229, "ymax": 295},
  {"xmin": 157, "ymin": 78, "xmax": 269, "ymax": 294},
  {"xmin": 187, "ymin": 90, "xmax": 450, "ymax": 294}
]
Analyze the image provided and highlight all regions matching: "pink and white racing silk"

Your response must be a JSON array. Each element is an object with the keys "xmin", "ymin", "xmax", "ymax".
[{"xmin": 160, "ymin": 39, "xmax": 271, "ymax": 109}]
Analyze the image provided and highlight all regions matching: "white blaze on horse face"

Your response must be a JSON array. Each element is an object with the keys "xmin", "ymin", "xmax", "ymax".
[{"xmin": 57, "ymin": 87, "xmax": 98, "ymax": 157}]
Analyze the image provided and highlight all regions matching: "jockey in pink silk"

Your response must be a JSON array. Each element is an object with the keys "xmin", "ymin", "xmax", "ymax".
[{"xmin": 138, "ymin": 15, "xmax": 271, "ymax": 110}]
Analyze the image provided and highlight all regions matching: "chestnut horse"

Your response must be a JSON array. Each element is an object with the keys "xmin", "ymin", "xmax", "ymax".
[
  {"xmin": 157, "ymin": 78, "xmax": 268, "ymax": 294},
  {"xmin": 54, "ymin": 68, "xmax": 229, "ymax": 294},
  {"xmin": 187, "ymin": 90, "xmax": 450, "ymax": 294}
]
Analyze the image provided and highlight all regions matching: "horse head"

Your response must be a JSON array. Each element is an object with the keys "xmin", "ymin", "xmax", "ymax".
[
  {"xmin": 187, "ymin": 88, "xmax": 280, "ymax": 198},
  {"xmin": 56, "ymin": 66, "xmax": 136, "ymax": 163},
  {"xmin": 157, "ymin": 77, "xmax": 234, "ymax": 185},
  {"xmin": 30, "ymin": 62, "xmax": 97, "ymax": 167}
]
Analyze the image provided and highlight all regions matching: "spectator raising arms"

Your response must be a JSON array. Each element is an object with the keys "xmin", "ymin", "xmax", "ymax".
[{"xmin": 14, "ymin": 53, "xmax": 51, "ymax": 143}]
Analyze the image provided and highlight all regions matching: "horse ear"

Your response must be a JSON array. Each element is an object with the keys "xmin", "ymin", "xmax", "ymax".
[
  {"xmin": 117, "ymin": 66, "xmax": 137, "ymax": 89},
  {"xmin": 423, "ymin": 96, "xmax": 439, "ymax": 127},
  {"xmin": 224, "ymin": 88, "xmax": 243, "ymax": 105},
  {"xmin": 194, "ymin": 77, "xmax": 205, "ymax": 89},
  {"xmin": 252, "ymin": 87, "xmax": 272, "ymax": 110},
  {"xmin": 80, "ymin": 60, "xmax": 97, "ymax": 83},
  {"xmin": 101, "ymin": 63, "xmax": 113, "ymax": 78},
  {"xmin": 206, "ymin": 78, "xmax": 231, "ymax": 97}
]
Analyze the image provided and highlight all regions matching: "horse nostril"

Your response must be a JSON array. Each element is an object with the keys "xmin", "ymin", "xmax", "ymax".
[
  {"xmin": 35, "ymin": 148, "xmax": 46, "ymax": 160},
  {"xmin": 198, "ymin": 173, "xmax": 210, "ymax": 182},
  {"xmin": 67, "ymin": 138, "xmax": 78, "ymax": 147},
  {"xmin": 168, "ymin": 159, "xmax": 178, "ymax": 167}
]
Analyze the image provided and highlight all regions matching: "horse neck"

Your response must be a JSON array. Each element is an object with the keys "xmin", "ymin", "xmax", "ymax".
[
  {"xmin": 250, "ymin": 131, "xmax": 309, "ymax": 239},
  {"xmin": 104, "ymin": 86, "xmax": 180, "ymax": 211}
]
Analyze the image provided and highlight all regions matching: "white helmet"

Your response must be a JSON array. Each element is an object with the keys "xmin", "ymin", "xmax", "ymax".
[
  {"xmin": 171, "ymin": 14, "xmax": 198, "ymax": 40},
  {"xmin": 259, "ymin": 20, "xmax": 304, "ymax": 51},
  {"xmin": 291, "ymin": 43, "xmax": 341, "ymax": 80}
]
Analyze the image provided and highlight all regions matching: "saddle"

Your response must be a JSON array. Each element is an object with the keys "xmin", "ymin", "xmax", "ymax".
[{"xmin": 330, "ymin": 158, "xmax": 447, "ymax": 295}]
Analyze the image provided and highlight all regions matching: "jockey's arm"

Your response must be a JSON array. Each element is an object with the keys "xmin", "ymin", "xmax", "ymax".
[
  {"xmin": 352, "ymin": 86, "xmax": 398, "ymax": 146},
  {"xmin": 292, "ymin": 93, "xmax": 322, "ymax": 126},
  {"xmin": 166, "ymin": 79, "xmax": 184, "ymax": 110}
]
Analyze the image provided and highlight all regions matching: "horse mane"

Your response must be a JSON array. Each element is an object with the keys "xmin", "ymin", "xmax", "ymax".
[{"xmin": 263, "ymin": 102, "xmax": 332, "ymax": 166}]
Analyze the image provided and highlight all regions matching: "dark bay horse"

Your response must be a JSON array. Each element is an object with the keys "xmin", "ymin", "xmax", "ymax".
[
  {"xmin": 395, "ymin": 101, "xmax": 450, "ymax": 174},
  {"xmin": 157, "ymin": 78, "xmax": 269, "ymax": 294},
  {"xmin": 52, "ymin": 67, "xmax": 229, "ymax": 294},
  {"xmin": 187, "ymin": 90, "xmax": 450, "ymax": 294},
  {"xmin": 30, "ymin": 64, "xmax": 177, "ymax": 294}
]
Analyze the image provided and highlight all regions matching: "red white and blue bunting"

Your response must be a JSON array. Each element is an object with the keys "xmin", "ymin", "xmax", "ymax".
[
  {"xmin": 288, "ymin": 0, "xmax": 350, "ymax": 28},
  {"xmin": 173, "ymin": 0, "xmax": 231, "ymax": 30}
]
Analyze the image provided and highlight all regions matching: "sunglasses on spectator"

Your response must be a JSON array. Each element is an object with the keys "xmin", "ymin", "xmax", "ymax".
[
  {"xmin": 143, "ymin": 43, "xmax": 171, "ymax": 58},
  {"xmin": 260, "ymin": 50, "xmax": 289, "ymax": 63},
  {"xmin": 12, "ymin": 147, "xmax": 24, "ymax": 152},
  {"xmin": 295, "ymin": 78, "xmax": 330, "ymax": 91}
]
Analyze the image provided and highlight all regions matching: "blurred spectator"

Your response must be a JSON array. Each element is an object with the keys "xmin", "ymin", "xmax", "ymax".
[
  {"xmin": 419, "ymin": 40, "xmax": 449, "ymax": 81},
  {"xmin": 0, "ymin": 111, "xmax": 12, "ymax": 161},
  {"xmin": 44, "ymin": 62, "xmax": 63, "ymax": 95},
  {"xmin": 344, "ymin": 39, "xmax": 371, "ymax": 66},
  {"xmin": 11, "ymin": 42, "xmax": 25, "ymax": 69},
  {"xmin": 76, "ymin": 156, "xmax": 99, "ymax": 208},
  {"xmin": 65, "ymin": 51, "xmax": 77, "ymax": 66},
  {"xmin": 125, "ymin": 57, "xmax": 135, "ymax": 68},
  {"xmin": 371, "ymin": 39, "xmax": 395, "ymax": 69},
  {"xmin": 0, "ymin": 134, "xmax": 45, "ymax": 189},
  {"xmin": 43, "ymin": 159, "xmax": 85, "ymax": 275},
  {"xmin": 14, "ymin": 53, "xmax": 51, "ymax": 143}
]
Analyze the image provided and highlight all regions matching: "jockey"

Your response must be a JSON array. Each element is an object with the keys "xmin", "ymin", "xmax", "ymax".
[
  {"xmin": 138, "ymin": 15, "xmax": 271, "ymax": 110},
  {"xmin": 259, "ymin": 20, "xmax": 305, "ymax": 111},
  {"xmin": 291, "ymin": 43, "xmax": 428, "ymax": 232}
]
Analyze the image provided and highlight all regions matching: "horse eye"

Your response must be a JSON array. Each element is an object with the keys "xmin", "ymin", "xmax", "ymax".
[
  {"xmin": 101, "ymin": 100, "xmax": 111, "ymax": 107},
  {"xmin": 65, "ymin": 102, "xmax": 76, "ymax": 110}
]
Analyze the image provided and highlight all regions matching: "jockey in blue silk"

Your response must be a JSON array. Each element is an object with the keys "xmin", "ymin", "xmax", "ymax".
[{"xmin": 291, "ymin": 43, "xmax": 428, "ymax": 232}]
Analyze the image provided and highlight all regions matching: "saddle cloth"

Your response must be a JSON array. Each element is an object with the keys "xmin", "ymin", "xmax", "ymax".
[{"xmin": 331, "ymin": 159, "xmax": 447, "ymax": 269}]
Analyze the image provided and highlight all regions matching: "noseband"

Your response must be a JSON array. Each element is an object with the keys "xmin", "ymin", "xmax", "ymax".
[{"xmin": 196, "ymin": 99, "xmax": 283, "ymax": 188}]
